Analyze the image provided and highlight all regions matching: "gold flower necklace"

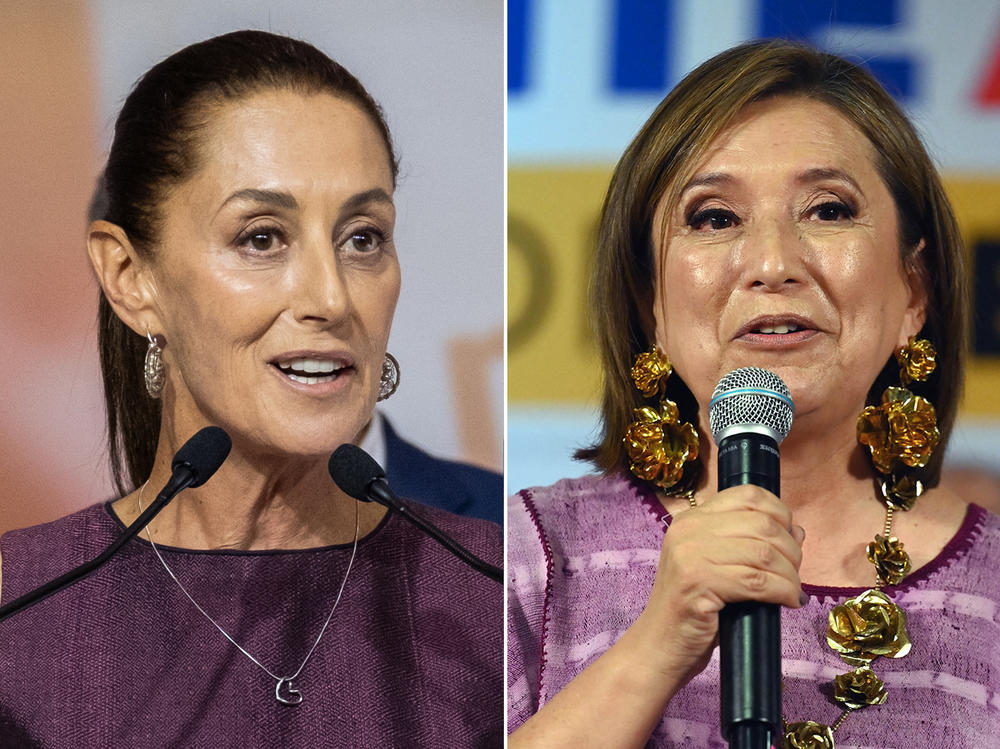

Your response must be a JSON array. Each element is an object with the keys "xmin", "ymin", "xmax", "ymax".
[
  {"xmin": 782, "ymin": 337, "xmax": 936, "ymax": 748},
  {"xmin": 781, "ymin": 489, "xmax": 914, "ymax": 749}
]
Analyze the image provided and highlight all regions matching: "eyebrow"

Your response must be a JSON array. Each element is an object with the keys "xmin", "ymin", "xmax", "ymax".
[
  {"xmin": 339, "ymin": 188, "xmax": 394, "ymax": 214},
  {"xmin": 216, "ymin": 186, "xmax": 394, "ymax": 216},
  {"xmin": 680, "ymin": 172, "xmax": 735, "ymax": 195},
  {"xmin": 217, "ymin": 188, "xmax": 299, "ymax": 214},
  {"xmin": 680, "ymin": 167, "xmax": 864, "ymax": 197},
  {"xmin": 794, "ymin": 167, "xmax": 863, "ymax": 193}
]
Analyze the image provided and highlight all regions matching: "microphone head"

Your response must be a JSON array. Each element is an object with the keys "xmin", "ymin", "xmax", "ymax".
[
  {"xmin": 709, "ymin": 367, "xmax": 794, "ymax": 445},
  {"xmin": 328, "ymin": 444, "xmax": 385, "ymax": 501},
  {"xmin": 171, "ymin": 426, "xmax": 232, "ymax": 487}
]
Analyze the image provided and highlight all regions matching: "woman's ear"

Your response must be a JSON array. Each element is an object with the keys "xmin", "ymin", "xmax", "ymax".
[
  {"xmin": 87, "ymin": 220, "xmax": 161, "ymax": 335},
  {"xmin": 898, "ymin": 239, "xmax": 929, "ymax": 347}
]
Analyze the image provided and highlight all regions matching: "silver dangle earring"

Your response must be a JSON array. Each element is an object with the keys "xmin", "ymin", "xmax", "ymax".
[
  {"xmin": 144, "ymin": 331, "xmax": 165, "ymax": 399},
  {"xmin": 377, "ymin": 353, "xmax": 400, "ymax": 401}
]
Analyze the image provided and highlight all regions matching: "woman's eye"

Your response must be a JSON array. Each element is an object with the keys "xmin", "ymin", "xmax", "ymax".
[
  {"xmin": 249, "ymin": 232, "xmax": 277, "ymax": 251},
  {"xmin": 812, "ymin": 201, "xmax": 853, "ymax": 221},
  {"xmin": 344, "ymin": 229, "xmax": 384, "ymax": 253},
  {"xmin": 688, "ymin": 208, "xmax": 739, "ymax": 231},
  {"xmin": 237, "ymin": 226, "xmax": 285, "ymax": 253}
]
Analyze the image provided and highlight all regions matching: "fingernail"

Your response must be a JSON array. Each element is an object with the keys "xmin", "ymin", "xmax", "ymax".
[{"xmin": 799, "ymin": 590, "xmax": 809, "ymax": 606}]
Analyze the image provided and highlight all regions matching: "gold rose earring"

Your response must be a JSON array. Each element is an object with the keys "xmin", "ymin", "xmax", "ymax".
[
  {"xmin": 144, "ymin": 331, "xmax": 165, "ymax": 399},
  {"xmin": 782, "ymin": 338, "xmax": 937, "ymax": 745},
  {"xmin": 857, "ymin": 336, "xmax": 939, "ymax": 511},
  {"xmin": 622, "ymin": 346, "xmax": 700, "ymax": 499}
]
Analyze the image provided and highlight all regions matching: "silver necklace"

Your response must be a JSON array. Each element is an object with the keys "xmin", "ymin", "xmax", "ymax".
[{"xmin": 137, "ymin": 483, "xmax": 360, "ymax": 705}]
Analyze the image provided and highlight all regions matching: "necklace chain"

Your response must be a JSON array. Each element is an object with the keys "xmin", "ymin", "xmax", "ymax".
[{"xmin": 137, "ymin": 483, "xmax": 360, "ymax": 705}]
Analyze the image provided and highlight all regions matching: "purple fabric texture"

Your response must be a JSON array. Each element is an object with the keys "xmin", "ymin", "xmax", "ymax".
[
  {"xmin": 0, "ymin": 501, "xmax": 501, "ymax": 748},
  {"xmin": 507, "ymin": 473, "xmax": 1000, "ymax": 747}
]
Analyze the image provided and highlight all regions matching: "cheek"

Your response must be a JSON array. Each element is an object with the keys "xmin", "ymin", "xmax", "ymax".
[
  {"xmin": 379, "ymin": 264, "xmax": 402, "ymax": 328},
  {"xmin": 158, "ymin": 266, "xmax": 277, "ymax": 374},
  {"xmin": 351, "ymin": 263, "xmax": 400, "ymax": 344},
  {"xmin": 654, "ymin": 253, "xmax": 731, "ymax": 400},
  {"xmin": 822, "ymin": 238, "xmax": 907, "ymax": 323},
  {"xmin": 657, "ymin": 251, "xmax": 729, "ymax": 342}
]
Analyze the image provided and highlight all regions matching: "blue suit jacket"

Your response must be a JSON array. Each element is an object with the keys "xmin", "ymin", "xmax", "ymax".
[{"xmin": 383, "ymin": 419, "xmax": 502, "ymax": 526}]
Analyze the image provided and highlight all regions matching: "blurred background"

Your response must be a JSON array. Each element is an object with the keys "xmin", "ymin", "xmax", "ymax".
[
  {"xmin": 0, "ymin": 1, "xmax": 503, "ymax": 535},
  {"xmin": 509, "ymin": 0, "xmax": 1000, "ymax": 496}
]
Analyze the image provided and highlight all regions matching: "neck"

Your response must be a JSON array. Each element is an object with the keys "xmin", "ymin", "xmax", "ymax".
[
  {"xmin": 696, "ymin": 408, "xmax": 876, "ymax": 512},
  {"xmin": 119, "ymin": 429, "xmax": 385, "ymax": 551}
]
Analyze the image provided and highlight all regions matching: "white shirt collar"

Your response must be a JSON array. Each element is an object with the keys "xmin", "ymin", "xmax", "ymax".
[{"xmin": 357, "ymin": 410, "xmax": 388, "ymax": 475}]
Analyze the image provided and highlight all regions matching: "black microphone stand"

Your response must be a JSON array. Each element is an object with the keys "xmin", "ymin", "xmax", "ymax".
[
  {"xmin": 0, "ymin": 468, "xmax": 200, "ymax": 623},
  {"xmin": 367, "ymin": 478, "xmax": 502, "ymax": 583}
]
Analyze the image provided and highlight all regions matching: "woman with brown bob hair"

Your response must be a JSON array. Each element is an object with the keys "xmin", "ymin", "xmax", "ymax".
[
  {"xmin": 0, "ymin": 30, "xmax": 500, "ymax": 747},
  {"xmin": 509, "ymin": 39, "xmax": 999, "ymax": 747}
]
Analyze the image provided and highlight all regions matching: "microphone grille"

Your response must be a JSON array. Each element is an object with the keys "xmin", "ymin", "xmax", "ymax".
[
  {"xmin": 709, "ymin": 367, "xmax": 794, "ymax": 445},
  {"xmin": 171, "ymin": 426, "xmax": 232, "ymax": 487},
  {"xmin": 328, "ymin": 444, "xmax": 385, "ymax": 501}
]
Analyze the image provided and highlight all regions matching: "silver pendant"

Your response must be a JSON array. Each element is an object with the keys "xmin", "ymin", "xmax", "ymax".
[{"xmin": 276, "ymin": 677, "xmax": 303, "ymax": 705}]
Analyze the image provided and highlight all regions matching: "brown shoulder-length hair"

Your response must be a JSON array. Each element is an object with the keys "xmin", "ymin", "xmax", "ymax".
[
  {"xmin": 577, "ymin": 39, "xmax": 967, "ymax": 491},
  {"xmin": 96, "ymin": 30, "xmax": 398, "ymax": 496}
]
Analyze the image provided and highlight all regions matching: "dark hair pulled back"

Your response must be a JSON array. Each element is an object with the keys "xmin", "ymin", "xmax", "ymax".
[{"xmin": 97, "ymin": 30, "xmax": 398, "ymax": 495}]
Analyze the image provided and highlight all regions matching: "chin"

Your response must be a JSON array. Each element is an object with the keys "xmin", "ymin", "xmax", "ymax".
[{"xmin": 225, "ymin": 421, "xmax": 365, "ymax": 463}]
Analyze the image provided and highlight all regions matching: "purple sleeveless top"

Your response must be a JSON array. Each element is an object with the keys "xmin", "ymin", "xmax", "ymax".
[
  {"xmin": 0, "ymin": 501, "xmax": 501, "ymax": 748},
  {"xmin": 508, "ymin": 473, "xmax": 1000, "ymax": 747}
]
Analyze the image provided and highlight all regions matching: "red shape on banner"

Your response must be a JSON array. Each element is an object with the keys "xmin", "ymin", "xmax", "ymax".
[{"xmin": 976, "ymin": 29, "xmax": 1000, "ymax": 106}]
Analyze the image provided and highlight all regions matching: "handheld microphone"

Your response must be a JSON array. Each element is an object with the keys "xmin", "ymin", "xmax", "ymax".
[
  {"xmin": 709, "ymin": 368, "xmax": 794, "ymax": 749},
  {"xmin": 328, "ymin": 444, "xmax": 502, "ymax": 583},
  {"xmin": 0, "ymin": 426, "xmax": 231, "ymax": 623}
]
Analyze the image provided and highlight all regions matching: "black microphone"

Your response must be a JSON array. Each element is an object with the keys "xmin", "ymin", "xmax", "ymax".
[
  {"xmin": 328, "ymin": 444, "xmax": 502, "ymax": 583},
  {"xmin": 0, "ymin": 426, "xmax": 231, "ymax": 623},
  {"xmin": 709, "ymin": 368, "xmax": 794, "ymax": 749}
]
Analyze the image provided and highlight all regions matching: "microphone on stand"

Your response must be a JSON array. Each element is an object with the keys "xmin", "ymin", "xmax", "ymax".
[
  {"xmin": 709, "ymin": 368, "xmax": 794, "ymax": 749},
  {"xmin": 328, "ymin": 444, "xmax": 502, "ymax": 583},
  {"xmin": 0, "ymin": 426, "xmax": 231, "ymax": 623}
]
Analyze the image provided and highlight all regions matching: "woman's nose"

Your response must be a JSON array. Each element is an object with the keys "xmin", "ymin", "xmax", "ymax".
[
  {"xmin": 740, "ymin": 218, "xmax": 805, "ymax": 291},
  {"xmin": 292, "ymin": 236, "xmax": 351, "ymax": 324}
]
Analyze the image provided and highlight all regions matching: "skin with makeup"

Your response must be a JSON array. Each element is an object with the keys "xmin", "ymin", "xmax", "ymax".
[{"xmin": 95, "ymin": 89, "xmax": 397, "ymax": 551}]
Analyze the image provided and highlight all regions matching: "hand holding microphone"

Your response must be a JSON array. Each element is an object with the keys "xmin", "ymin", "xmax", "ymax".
[
  {"xmin": 627, "ymin": 368, "xmax": 801, "ymax": 745},
  {"xmin": 710, "ymin": 368, "xmax": 795, "ymax": 749}
]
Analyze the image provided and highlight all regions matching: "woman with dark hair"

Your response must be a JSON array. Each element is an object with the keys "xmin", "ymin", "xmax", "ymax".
[
  {"xmin": 508, "ymin": 40, "xmax": 1000, "ymax": 747},
  {"xmin": 0, "ymin": 30, "xmax": 500, "ymax": 747}
]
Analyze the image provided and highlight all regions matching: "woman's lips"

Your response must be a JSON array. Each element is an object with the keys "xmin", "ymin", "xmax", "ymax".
[
  {"xmin": 274, "ymin": 357, "xmax": 344, "ymax": 384},
  {"xmin": 273, "ymin": 365, "xmax": 347, "ymax": 385},
  {"xmin": 269, "ymin": 362, "xmax": 356, "ymax": 394},
  {"xmin": 733, "ymin": 315, "xmax": 820, "ymax": 347},
  {"xmin": 268, "ymin": 353, "xmax": 356, "ymax": 392},
  {"xmin": 736, "ymin": 328, "xmax": 819, "ymax": 347}
]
